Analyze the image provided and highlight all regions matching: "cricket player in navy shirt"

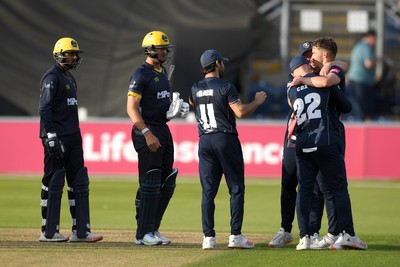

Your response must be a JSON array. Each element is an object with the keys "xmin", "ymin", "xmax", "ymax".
[
  {"xmin": 127, "ymin": 31, "xmax": 189, "ymax": 246},
  {"xmin": 290, "ymin": 38, "xmax": 351, "ymax": 249},
  {"xmin": 189, "ymin": 49, "xmax": 267, "ymax": 249},
  {"xmin": 39, "ymin": 37, "xmax": 102, "ymax": 242},
  {"xmin": 288, "ymin": 55, "xmax": 367, "ymax": 250}
]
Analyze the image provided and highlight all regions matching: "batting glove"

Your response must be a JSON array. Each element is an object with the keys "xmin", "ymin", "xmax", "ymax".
[
  {"xmin": 179, "ymin": 102, "xmax": 190, "ymax": 118},
  {"xmin": 44, "ymin": 132, "xmax": 65, "ymax": 160},
  {"xmin": 166, "ymin": 92, "xmax": 183, "ymax": 119}
]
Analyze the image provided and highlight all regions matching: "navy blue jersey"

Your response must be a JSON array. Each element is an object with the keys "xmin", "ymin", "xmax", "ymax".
[
  {"xmin": 127, "ymin": 62, "xmax": 171, "ymax": 125},
  {"xmin": 327, "ymin": 65, "xmax": 346, "ymax": 114},
  {"xmin": 326, "ymin": 65, "xmax": 347, "ymax": 138},
  {"xmin": 288, "ymin": 73, "xmax": 333, "ymax": 149},
  {"xmin": 328, "ymin": 65, "xmax": 346, "ymax": 93},
  {"xmin": 39, "ymin": 64, "xmax": 80, "ymax": 138},
  {"xmin": 190, "ymin": 77, "xmax": 239, "ymax": 136}
]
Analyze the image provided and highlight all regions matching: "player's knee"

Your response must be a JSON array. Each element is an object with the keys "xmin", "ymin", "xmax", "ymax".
[
  {"xmin": 49, "ymin": 168, "xmax": 66, "ymax": 194},
  {"xmin": 162, "ymin": 168, "xmax": 178, "ymax": 195},
  {"xmin": 73, "ymin": 167, "xmax": 89, "ymax": 194}
]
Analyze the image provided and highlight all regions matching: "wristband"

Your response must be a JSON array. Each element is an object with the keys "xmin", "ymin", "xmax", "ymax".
[
  {"xmin": 47, "ymin": 132, "xmax": 57, "ymax": 138},
  {"xmin": 141, "ymin": 127, "xmax": 150, "ymax": 135}
]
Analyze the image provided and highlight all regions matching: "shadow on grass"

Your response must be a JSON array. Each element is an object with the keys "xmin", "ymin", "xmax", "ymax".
[{"xmin": 0, "ymin": 240, "xmax": 201, "ymax": 250}]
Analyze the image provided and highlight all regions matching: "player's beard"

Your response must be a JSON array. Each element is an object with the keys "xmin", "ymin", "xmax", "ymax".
[
  {"xmin": 156, "ymin": 55, "xmax": 171, "ymax": 65},
  {"xmin": 62, "ymin": 57, "xmax": 82, "ymax": 70},
  {"xmin": 310, "ymin": 60, "xmax": 322, "ymax": 74},
  {"xmin": 218, "ymin": 68, "xmax": 224, "ymax": 78}
]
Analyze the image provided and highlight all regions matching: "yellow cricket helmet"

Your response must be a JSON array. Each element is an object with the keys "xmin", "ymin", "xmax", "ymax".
[
  {"xmin": 142, "ymin": 31, "xmax": 173, "ymax": 49},
  {"xmin": 53, "ymin": 37, "xmax": 83, "ymax": 69},
  {"xmin": 142, "ymin": 31, "xmax": 173, "ymax": 63},
  {"xmin": 53, "ymin": 37, "xmax": 83, "ymax": 54}
]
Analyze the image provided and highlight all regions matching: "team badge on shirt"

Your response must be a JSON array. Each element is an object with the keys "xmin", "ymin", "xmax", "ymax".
[{"xmin": 129, "ymin": 81, "xmax": 138, "ymax": 90}]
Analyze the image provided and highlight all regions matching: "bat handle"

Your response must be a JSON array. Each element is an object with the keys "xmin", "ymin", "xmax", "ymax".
[{"xmin": 168, "ymin": 65, "xmax": 175, "ymax": 80}]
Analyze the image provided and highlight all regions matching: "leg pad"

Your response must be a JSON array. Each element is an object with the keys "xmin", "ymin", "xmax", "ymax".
[
  {"xmin": 74, "ymin": 167, "xmax": 90, "ymax": 238},
  {"xmin": 136, "ymin": 169, "xmax": 162, "ymax": 239},
  {"xmin": 155, "ymin": 168, "xmax": 178, "ymax": 230},
  {"xmin": 45, "ymin": 169, "xmax": 65, "ymax": 238}
]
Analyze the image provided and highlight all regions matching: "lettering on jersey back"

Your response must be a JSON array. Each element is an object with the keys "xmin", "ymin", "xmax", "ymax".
[
  {"xmin": 196, "ymin": 89, "xmax": 214, "ymax": 97},
  {"xmin": 296, "ymin": 85, "xmax": 308, "ymax": 92}
]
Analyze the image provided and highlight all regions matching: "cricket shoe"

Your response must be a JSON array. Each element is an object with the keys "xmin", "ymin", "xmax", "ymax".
[
  {"xmin": 154, "ymin": 230, "xmax": 171, "ymax": 245},
  {"xmin": 202, "ymin": 236, "xmax": 216, "ymax": 250},
  {"xmin": 39, "ymin": 232, "xmax": 69, "ymax": 242},
  {"xmin": 309, "ymin": 232, "xmax": 320, "ymax": 247},
  {"xmin": 70, "ymin": 231, "xmax": 103, "ymax": 242},
  {"xmin": 311, "ymin": 233, "xmax": 338, "ymax": 250},
  {"xmin": 330, "ymin": 232, "xmax": 345, "ymax": 250},
  {"xmin": 268, "ymin": 227, "xmax": 294, "ymax": 248},
  {"xmin": 336, "ymin": 231, "xmax": 368, "ymax": 250},
  {"xmin": 296, "ymin": 235, "xmax": 311, "ymax": 250},
  {"xmin": 228, "ymin": 234, "xmax": 254, "ymax": 249},
  {"xmin": 135, "ymin": 232, "xmax": 162, "ymax": 246}
]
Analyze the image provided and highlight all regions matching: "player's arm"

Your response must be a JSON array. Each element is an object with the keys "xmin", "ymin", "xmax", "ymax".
[
  {"xmin": 39, "ymin": 74, "xmax": 65, "ymax": 159},
  {"xmin": 229, "ymin": 91, "xmax": 267, "ymax": 118},
  {"xmin": 39, "ymin": 74, "xmax": 58, "ymax": 134},
  {"xmin": 291, "ymin": 73, "xmax": 340, "ymax": 88},
  {"xmin": 126, "ymin": 73, "xmax": 152, "ymax": 132},
  {"xmin": 126, "ymin": 94, "xmax": 161, "ymax": 152},
  {"xmin": 285, "ymin": 87, "xmax": 298, "ymax": 140},
  {"xmin": 286, "ymin": 86, "xmax": 294, "ymax": 108},
  {"xmin": 127, "ymin": 95, "xmax": 146, "ymax": 130}
]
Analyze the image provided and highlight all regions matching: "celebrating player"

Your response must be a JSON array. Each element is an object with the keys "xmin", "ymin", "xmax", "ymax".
[
  {"xmin": 38, "ymin": 37, "xmax": 103, "ymax": 242},
  {"xmin": 290, "ymin": 38, "xmax": 351, "ymax": 249},
  {"xmin": 269, "ymin": 41, "xmax": 325, "ymax": 248},
  {"xmin": 189, "ymin": 49, "xmax": 267, "ymax": 250},
  {"xmin": 127, "ymin": 31, "xmax": 189, "ymax": 246},
  {"xmin": 288, "ymin": 55, "xmax": 367, "ymax": 250}
]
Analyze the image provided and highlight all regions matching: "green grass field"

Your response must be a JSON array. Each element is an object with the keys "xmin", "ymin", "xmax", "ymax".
[{"xmin": 0, "ymin": 175, "xmax": 399, "ymax": 267}]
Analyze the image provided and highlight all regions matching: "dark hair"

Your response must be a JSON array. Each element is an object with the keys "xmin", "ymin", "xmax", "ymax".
[
  {"xmin": 202, "ymin": 62, "xmax": 217, "ymax": 75},
  {"xmin": 312, "ymin": 37, "xmax": 337, "ymax": 58},
  {"xmin": 362, "ymin": 30, "xmax": 376, "ymax": 38}
]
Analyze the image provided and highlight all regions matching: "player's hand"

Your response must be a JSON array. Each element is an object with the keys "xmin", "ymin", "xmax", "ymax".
[
  {"xmin": 143, "ymin": 131, "xmax": 161, "ymax": 152},
  {"xmin": 319, "ymin": 64, "xmax": 330, "ymax": 76},
  {"xmin": 179, "ymin": 102, "xmax": 190, "ymax": 118},
  {"xmin": 289, "ymin": 76, "xmax": 302, "ymax": 87},
  {"xmin": 44, "ymin": 133, "xmax": 65, "ymax": 160},
  {"xmin": 254, "ymin": 91, "xmax": 267, "ymax": 105}
]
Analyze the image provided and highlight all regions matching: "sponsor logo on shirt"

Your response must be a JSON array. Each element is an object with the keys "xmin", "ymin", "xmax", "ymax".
[
  {"xmin": 67, "ymin": 98, "xmax": 78, "ymax": 106},
  {"xmin": 129, "ymin": 81, "xmax": 137, "ymax": 90},
  {"xmin": 157, "ymin": 90, "xmax": 170, "ymax": 99}
]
